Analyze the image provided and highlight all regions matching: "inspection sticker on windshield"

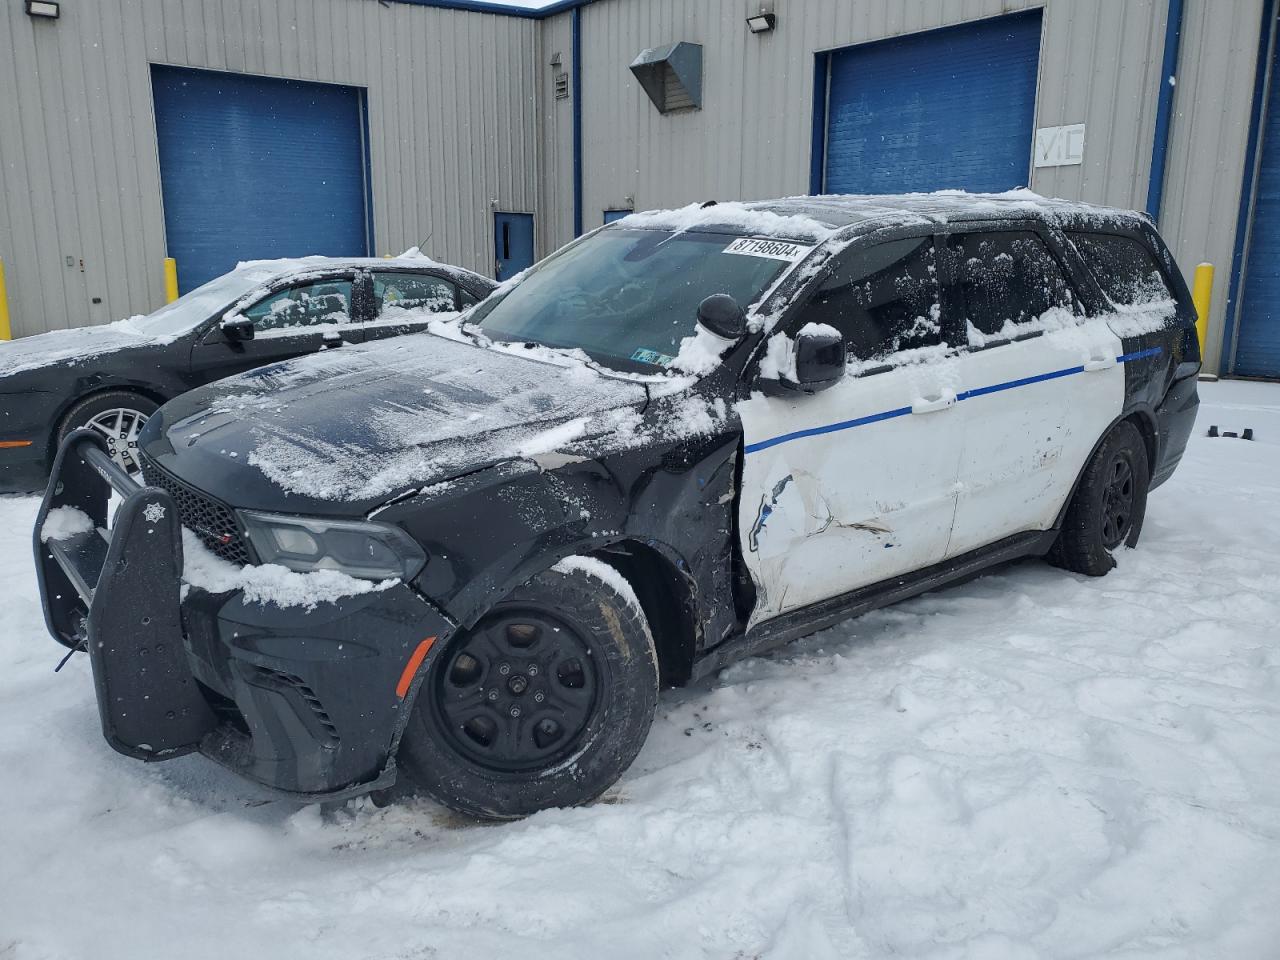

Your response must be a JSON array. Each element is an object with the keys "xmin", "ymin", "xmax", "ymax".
[
  {"xmin": 631, "ymin": 347, "xmax": 674, "ymax": 366},
  {"xmin": 722, "ymin": 237, "xmax": 813, "ymax": 262}
]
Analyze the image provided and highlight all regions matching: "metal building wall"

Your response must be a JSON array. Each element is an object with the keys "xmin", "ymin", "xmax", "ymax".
[
  {"xmin": 551, "ymin": 0, "xmax": 1167, "ymax": 242},
  {"xmin": 544, "ymin": 0, "xmax": 1266, "ymax": 372},
  {"xmin": 0, "ymin": 0, "xmax": 540, "ymax": 338},
  {"xmin": 1160, "ymin": 0, "xmax": 1268, "ymax": 374},
  {"xmin": 538, "ymin": 12, "xmax": 577, "ymax": 254}
]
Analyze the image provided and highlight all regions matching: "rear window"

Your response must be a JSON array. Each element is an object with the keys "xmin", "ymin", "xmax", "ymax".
[{"xmin": 1068, "ymin": 232, "xmax": 1173, "ymax": 307}]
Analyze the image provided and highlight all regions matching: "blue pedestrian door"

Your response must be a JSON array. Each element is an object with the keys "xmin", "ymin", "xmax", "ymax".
[
  {"xmin": 152, "ymin": 65, "xmax": 371, "ymax": 294},
  {"xmin": 494, "ymin": 213, "xmax": 535, "ymax": 281},
  {"xmin": 1234, "ymin": 40, "xmax": 1280, "ymax": 378},
  {"xmin": 821, "ymin": 10, "xmax": 1042, "ymax": 195}
]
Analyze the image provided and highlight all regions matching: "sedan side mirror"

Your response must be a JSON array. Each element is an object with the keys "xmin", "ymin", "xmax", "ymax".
[
  {"xmin": 761, "ymin": 323, "xmax": 846, "ymax": 394},
  {"xmin": 221, "ymin": 315, "xmax": 255, "ymax": 341},
  {"xmin": 696, "ymin": 294, "xmax": 747, "ymax": 341}
]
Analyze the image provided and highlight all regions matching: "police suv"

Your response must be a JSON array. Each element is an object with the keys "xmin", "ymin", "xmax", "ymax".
[{"xmin": 35, "ymin": 192, "xmax": 1200, "ymax": 820}]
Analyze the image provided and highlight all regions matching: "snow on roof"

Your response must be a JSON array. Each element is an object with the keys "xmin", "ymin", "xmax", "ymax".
[
  {"xmin": 615, "ymin": 202, "xmax": 839, "ymax": 242},
  {"xmin": 621, "ymin": 190, "xmax": 1148, "ymax": 239},
  {"xmin": 228, "ymin": 248, "xmax": 482, "ymax": 286}
]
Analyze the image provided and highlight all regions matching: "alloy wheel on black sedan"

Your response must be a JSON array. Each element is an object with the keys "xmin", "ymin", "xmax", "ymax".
[{"xmin": 85, "ymin": 407, "xmax": 149, "ymax": 475}]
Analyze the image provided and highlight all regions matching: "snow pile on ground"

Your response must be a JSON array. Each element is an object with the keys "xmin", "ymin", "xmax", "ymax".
[
  {"xmin": 38, "ymin": 505, "xmax": 95, "ymax": 543},
  {"xmin": 180, "ymin": 530, "xmax": 397, "ymax": 611},
  {"xmin": 1, "ymin": 380, "xmax": 1279, "ymax": 958}
]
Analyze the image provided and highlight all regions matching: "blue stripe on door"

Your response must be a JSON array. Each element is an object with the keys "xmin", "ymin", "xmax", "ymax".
[{"xmin": 743, "ymin": 347, "xmax": 1162, "ymax": 455}]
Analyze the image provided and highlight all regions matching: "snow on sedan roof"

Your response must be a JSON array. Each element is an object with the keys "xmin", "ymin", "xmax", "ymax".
[{"xmin": 228, "ymin": 247, "xmax": 471, "ymax": 285}]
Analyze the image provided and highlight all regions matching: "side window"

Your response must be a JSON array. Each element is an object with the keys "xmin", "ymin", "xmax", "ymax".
[
  {"xmin": 1067, "ymin": 231, "xmax": 1174, "ymax": 307},
  {"xmin": 459, "ymin": 287, "xmax": 480, "ymax": 309},
  {"xmin": 947, "ymin": 231, "xmax": 1076, "ymax": 340},
  {"xmin": 373, "ymin": 272, "xmax": 458, "ymax": 315},
  {"xmin": 242, "ymin": 279, "xmax": 353, "ymax": 334},
  {"xmin": 800, "ymin": 236, "xmax": 943, "ymax": 362}
]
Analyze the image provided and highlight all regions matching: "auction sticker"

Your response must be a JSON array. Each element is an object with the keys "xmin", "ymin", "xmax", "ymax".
[{"xmin": 722, "ymin": 237, "xmax": 813, "ymax": 262}]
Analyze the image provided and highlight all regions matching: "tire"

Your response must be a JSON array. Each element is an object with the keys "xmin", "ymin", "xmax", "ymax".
[
  {"xmin": 399, "ymin": 557, "xmax": 659, "ymax": 820},
  {"xmin": 1051, "ymin": 420, "xmax": 1150, "ymax": 577},
  {"xmin": 56, "ymin": 390, "xmax": 159, "ymax": 475}
]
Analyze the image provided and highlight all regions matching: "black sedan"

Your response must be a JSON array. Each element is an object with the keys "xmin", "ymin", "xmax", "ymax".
[{"xmin": 0, "ymin": 255, "xmax": 495, "ymax": 492}]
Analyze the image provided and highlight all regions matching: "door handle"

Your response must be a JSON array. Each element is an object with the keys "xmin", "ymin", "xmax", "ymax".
[
  {"xmin": 911, "ymin": 392, "xmax": 957, "ymax": 415},
  {"xmin": 1083, "ymin": 357, "xmax": 1116, "ymax": 372}
]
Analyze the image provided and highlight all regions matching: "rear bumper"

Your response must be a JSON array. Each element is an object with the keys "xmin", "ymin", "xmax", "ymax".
[
  {"xmin": 35, "ymin": 430, "xmax": 453, "ymax": 800},
  {"xmin": 1151, "ymin": 366, "xmax": 1200, "ymax": 490}
]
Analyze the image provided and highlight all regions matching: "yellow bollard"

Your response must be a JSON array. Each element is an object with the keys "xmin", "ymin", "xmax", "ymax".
[
  {"xmin": 1191, "ymin": 262, "xmax": 1214, "ymax": 359},
  {"xmin": 163, "ymin": 257, "xmax": 180, "ymax": 304},
  {"xmin": 0, "ymin": 258, "xmax": 11, "ymax": 341}
]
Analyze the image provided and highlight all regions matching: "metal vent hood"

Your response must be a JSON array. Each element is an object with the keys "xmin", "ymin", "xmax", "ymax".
[{"xmin": 629, "ymin": 41, "xmax": 703, "ymax": 113}]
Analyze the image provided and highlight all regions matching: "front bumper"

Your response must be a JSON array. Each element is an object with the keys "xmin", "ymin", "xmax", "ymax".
[
  {"xmin": 1, "ymin": 389, "xmax": 58, "ymax": 493},
  {"xmin": 1, "ymin": 441, "xmax": 49, "ymax": 494},
  {"xmin": 35, "ymin": 430, "xmax": 453, "ymax": 800}
]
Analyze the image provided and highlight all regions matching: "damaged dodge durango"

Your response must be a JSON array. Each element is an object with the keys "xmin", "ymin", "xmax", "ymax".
[{"xmin": 36, "ymin": 192, "xmax": 1200, "ymax": 819}]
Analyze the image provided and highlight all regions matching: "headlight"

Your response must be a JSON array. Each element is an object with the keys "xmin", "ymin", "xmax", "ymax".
[{"xmin": 238, "ymin": 510, "xmax": 426, "ymax": 581}]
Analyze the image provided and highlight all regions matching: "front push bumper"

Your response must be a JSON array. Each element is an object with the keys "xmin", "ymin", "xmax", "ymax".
[{"xmin": 34, "ymin": 430, "xmax": 454, "ymax": 800}]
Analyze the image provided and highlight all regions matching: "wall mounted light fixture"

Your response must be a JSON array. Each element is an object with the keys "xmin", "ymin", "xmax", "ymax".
[
  {"xmin": 746, "ymin": 12, "xmax": 776, "ymax": 34},
  {"xmin": 25, "ymin": 1, "xmax": 60, "ymax": 18}
]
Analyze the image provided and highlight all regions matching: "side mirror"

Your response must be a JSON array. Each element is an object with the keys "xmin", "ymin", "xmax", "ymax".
[
  {"xmin": 696, "ymin": 294, "xmax": 747, "ymax": 341},
  {"xmin": 221, "ymin": 315, "xmax": 255, "ymax": 341},
  {"xmin": 761, "ymin": 324, "xmax": 846, "ymax": 394},
  {"xmin": 794, "ymin": 324, "xmax": 845, "ymax": 391}
]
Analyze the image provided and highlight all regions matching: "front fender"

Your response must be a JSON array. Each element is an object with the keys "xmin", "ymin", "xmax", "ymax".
[{"xmin": 375, "ymin": 429, "xmax": 743, "ymax": 646}]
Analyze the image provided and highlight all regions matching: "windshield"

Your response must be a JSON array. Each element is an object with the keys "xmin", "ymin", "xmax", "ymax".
[
  {"xmin": 471, "ymin": 228, "xmax": 799, "ymax": 373},
  {"xmin": 123, "ymin": 269, "xmax": 271, "ymax": 337}
]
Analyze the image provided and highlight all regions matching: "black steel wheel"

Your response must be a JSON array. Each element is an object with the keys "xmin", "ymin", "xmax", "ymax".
[
  {"xmin": 1100, "ymin": 452, "xmax": 1137, "ymax": 549},
  {"xmin": 1050, "ymin": 420, "xmax": 1150, "ymax": 576},
  {"xmin": 399, "ymin": 558, "xmax": 658, "ymax": 820},
  {"xmin": 434, "ymin": 608, "xmax": 601, "ymax": 773}
]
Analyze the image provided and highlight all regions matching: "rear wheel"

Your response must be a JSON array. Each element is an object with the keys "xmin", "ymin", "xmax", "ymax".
[
  {"xmin": 1051, "ymin": 420, "xmax": 1150, "ymax": 576},
  {"xmin": 399, "ymin": 558, "xmax": 658, "ymax": 820},
  {"xmin": 57, "ymin": 390, "xmax": 159, "ymax": 476}
]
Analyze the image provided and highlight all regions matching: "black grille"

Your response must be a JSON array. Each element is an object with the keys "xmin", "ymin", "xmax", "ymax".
[{"xmin": 140, "ymin": 455, "xmax": 252, "ymax": 566}]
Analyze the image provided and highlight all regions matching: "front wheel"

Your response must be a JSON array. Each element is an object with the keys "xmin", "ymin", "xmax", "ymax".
[
  {"xmin": 1051, "ymin": 420, "xmax": 1150, "ymax": 576},
  {"xmin": 399, "ymin": 557, "xmax": 659, "ymax": 820}
]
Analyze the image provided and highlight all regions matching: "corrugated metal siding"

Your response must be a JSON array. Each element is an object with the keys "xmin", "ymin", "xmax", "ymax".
[
  {"xmin": 551, "ymin": 0, "xmax": 1170, "ymax": 256},
  {"xmin": 537, "ymin": 14, "xmax": 576, "ymax": 249},
  {"xmin": 0, "ymin": 0, "xmax": 1269, "ymax": 374},
  {"xmin": 1160, "ymin": 0, "xmax": 1267, "ymax": 374},
  {"xmin": 0, "ymin": 0, "xmax": 539, "ymax": 338}
]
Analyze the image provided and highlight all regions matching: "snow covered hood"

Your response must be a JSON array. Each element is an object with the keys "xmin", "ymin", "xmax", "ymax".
[
  {"xmin": 0, "ymin": 324, "xmax": 156, "ymax": 379},
  {"xmin": 152, "ymin": 334, "xmax": 647, "ymax": 508}
]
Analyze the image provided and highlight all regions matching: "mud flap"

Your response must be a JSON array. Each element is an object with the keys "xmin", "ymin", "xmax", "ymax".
[{"xmin": 34, "ymin": 429, "xmax": 216, "ymax": 760}]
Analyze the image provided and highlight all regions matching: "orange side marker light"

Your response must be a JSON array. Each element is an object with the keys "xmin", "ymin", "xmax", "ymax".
[
  {"xmin": 0, "ymin": 440, "xmax": 34, "ymax": 448},
  {"xmin": 396, "ymin": 636, "xmax": 437, "ymax": 699}
]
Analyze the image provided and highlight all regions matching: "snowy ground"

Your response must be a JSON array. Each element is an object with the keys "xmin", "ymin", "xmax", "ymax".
[{"xmin": 2, "ymin": 379, "xmax": 1279, "ymax": 960}]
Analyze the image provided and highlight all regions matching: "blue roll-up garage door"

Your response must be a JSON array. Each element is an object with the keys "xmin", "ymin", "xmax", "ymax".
[
  {"xmin": 1234, "ymin": 43, "xmax": 1280, "ymax": 378},
  {"xmin": 152, "ymin": 65, "xmax": 371, "ymax": 294},
  {"xmin": 822, "ymin": 10, "xmax": 1042, "ymax": 195}
]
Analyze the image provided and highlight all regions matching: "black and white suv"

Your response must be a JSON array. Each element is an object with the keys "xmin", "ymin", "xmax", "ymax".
[{"xmin": 35, "ymin": 192, "xmax": 1200, "ymax": 820}]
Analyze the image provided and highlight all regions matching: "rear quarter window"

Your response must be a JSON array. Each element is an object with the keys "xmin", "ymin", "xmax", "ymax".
[{"xmin": 1068, "ymin": 232, "xmax": 1173, "ymax": 307}]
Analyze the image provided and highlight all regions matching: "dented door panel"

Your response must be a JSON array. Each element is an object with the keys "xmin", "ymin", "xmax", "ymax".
[{"xmin": 736, "ymin": 358, "xmax": 966, "ymax": 626}]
